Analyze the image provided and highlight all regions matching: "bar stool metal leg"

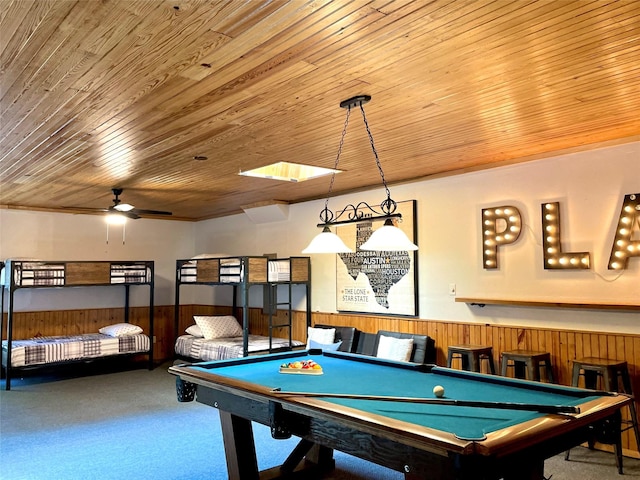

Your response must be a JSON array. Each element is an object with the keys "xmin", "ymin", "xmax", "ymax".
[{"xmin": 566, "ymin": 359, "xmax": 639, "ymax": 474}]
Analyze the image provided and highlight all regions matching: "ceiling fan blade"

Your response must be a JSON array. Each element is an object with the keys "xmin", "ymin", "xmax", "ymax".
[
  {"xmin": 119, "ymin": 211, "xmax": 140, "ymax": 219},
  {"xmin": 62, "ymin": 206, "xmax": 110, "ymax": 213},
  {"xmin": 130, "ymin": 208, "xmax": 173, "ymax": 216},
  {"xmin": 108, "ymin": 206, "xmax": 140, "ymax": 219}
]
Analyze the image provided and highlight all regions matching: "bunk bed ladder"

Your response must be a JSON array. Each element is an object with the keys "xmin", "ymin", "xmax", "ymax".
[{"xmin": 267, "ymin": 281, "xmax": 294, "ymax": 353}]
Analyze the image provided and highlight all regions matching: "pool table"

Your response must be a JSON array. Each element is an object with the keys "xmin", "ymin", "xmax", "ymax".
[{"xmin": 169, "ymin": 350, "xmax": 630, "ymax": 480}]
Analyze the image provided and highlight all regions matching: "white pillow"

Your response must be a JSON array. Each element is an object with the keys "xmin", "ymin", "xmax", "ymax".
[
  {"xmin": 194, "ymin": 315, "xmax": 243, "ymax": 339},
  {"xmin": 376, "ymin": 335, "xmax": 414, "ymax": 362},
  {"xmin": 185, "ymin": 324, "xmax": 203, "ymax": 337},
  {"xmin": 308, "ymin": 338, "xmax": 342, "ymax": 352},
  {"xmin": 99, "ymin": 323, "xmax": 143, "ymax": 337},
  {"xmin": 306, "ymin": 327, "xmax": 335, "ymax": 349}
]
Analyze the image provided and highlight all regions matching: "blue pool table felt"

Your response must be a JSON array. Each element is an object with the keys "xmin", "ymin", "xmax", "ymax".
[{"xmin": 192, "ymin": 352, "xmax": 600, "ymax": 441}]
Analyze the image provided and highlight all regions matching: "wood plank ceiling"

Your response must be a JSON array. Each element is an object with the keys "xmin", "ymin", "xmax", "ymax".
[{"xmin": 1, "ymin": 0, "xmax": 639, "ymax": 221}]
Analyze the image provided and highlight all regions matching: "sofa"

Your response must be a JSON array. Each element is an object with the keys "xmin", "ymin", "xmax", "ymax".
[
  {"xmin": 309, "ymin": 324, "xmax": 436, "ymax": 365},
  {"xmin": 355, "ymin": 330, "xmax": 436, "ymax": 364}
]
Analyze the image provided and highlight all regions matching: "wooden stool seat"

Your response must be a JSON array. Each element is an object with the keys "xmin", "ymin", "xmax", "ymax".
[
  {"xmin": 571, "ymin": 357, "xmax": 633, "ymax": 392},
  {"xmin": 566, "ymin": 357, "xmax": 640, "ymax": 474},
  {"xmin": 447, "ymin": 344, "xmax": 496, "ymax": 374},
  {"xmin": 500, "ymin": 349, "xmax": 554, "ymax": 383}
]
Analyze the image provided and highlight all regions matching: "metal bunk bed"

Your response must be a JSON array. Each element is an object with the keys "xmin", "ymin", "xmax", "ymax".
[
  {"xmin": 1, "ymin": 259, "xmax": 154, "ymax": 390},
  {"xmin": 174, "ymin": 256, "xmax": 311, "ymax": 359}
]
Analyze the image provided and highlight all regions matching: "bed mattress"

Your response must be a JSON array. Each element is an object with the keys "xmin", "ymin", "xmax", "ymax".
[
  {"xmin": 175, "ymin": 334, "xmax": 303, "ymax": 361},
  {"xmin": 2, "ymin": 333, "xmax": 150, "ymax": 367}
]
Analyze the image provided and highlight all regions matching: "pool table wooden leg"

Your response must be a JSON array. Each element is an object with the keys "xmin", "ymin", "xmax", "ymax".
[
  {"xmin": 219, "ymin": 411, "xmax": 259, "ymax": 480},
  {"xmin": 279, "ymin": 439, "xmax": 335, "ymax": 474},
  {"xmin": 219, "ymin": 411, "xmax": 336, "ymax": 480}
]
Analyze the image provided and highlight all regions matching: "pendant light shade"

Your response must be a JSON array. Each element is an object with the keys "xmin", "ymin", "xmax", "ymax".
[
  {"xmin": 302, "ymin": 226, "xmax": 352, "ymax": 254},
  {"xmin": 360, "ymin": 219, "xmax": 418, "ymax": 251}
]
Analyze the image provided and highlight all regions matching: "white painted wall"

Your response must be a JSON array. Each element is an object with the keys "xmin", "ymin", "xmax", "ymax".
[
  {"xmin": 1, "ymin": 141, "xmax": 638, "ymax": 333},
  {"xmin": 194, "ymin": 141, "xmax": 640, "ymax": 333},
  {"xmin": 0, "ymin": 210, "xmax": 195, "ymax": 310}
]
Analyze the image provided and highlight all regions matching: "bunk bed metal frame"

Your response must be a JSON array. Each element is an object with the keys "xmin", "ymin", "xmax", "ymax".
[
  {"xmin": 1, "ymin": 259, "xmax": 155, "ymax": 390},
  {"xmin": 174, "ymin": 256, "xmax": 311, "ymax": 359}
]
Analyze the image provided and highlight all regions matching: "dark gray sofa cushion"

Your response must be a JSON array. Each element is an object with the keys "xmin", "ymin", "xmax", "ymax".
[{"xmin": 354, "ymin": 332, "xmax": 378, "ymax": 357}]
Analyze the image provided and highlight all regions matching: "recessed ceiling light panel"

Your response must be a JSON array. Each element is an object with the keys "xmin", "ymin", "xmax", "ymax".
[{"xmin": 239, "ymin": 162, "xmax": 341, "ymax": 183}]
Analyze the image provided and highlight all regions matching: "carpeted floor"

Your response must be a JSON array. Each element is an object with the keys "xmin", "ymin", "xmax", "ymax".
[{"xmin": 1, "ymin": 361, "xmax": 639, "ymax": 479}]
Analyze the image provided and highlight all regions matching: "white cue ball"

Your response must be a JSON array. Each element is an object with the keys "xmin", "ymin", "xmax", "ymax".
[{"xmin": 433, "ymin": 385, "xmax": 445, "ymax": 398}]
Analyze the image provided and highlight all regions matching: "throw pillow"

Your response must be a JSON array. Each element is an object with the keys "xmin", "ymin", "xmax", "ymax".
[
  {"xmin": 185, "ymin": 324, "xmax": 203, "ymax": 337},
  {"xmin": 308, "ymin": 338, "xmax": 343, "ymax": 351},
  {"xmin": 375, "ymin": 335, "xmax": 414, "ymax": 362},
  {"xmin": 194, "ymin": 315, "xmax": 243, "ymax": 339},
  {"xmin": 99, "ymin": 323, "xmax": 143, "ymax": 337},
  {"xmin": 306, "ymin": 326, "xmax": 335, "ymax": 349}
]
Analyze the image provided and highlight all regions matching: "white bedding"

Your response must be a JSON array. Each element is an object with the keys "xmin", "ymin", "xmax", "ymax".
[
  {"xmin": 178, "ymin": 257, "xmax": 294, "ymax": 283},
  {"xmin": 2, "ymin": 260, "xmax": 151, "ymax": 286},
  {"xmin": 2, "ymin": 333, "xmax": 150, "ymax": 367},
  {"xmin": 175, "ymin": 334, "xmax": 303, "ymax": 361},
  {"xmin": 268, "ymin": 259, "xmax": 291, "ymax": 282},
  {"xmin": 179, "ymin": 257, "xmax": 243, "ymax": 283}
]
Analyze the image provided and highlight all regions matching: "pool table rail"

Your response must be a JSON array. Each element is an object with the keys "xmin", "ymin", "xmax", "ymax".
[{"xmin": 474, "ymin": 394, "xmax": 629, "ymax": 456}]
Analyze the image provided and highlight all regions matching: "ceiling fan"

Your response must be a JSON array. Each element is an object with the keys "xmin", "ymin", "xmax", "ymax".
[{"xmin": 106, "ymin": 188, "xmax": 172, "ymax": 219}]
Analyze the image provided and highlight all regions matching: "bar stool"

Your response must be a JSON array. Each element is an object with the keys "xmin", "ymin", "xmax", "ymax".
[
  {"xmin": 500, "ymin": 350, "xmax": 554, "ymax": 382},
  {"xmin": 447, "ymin": 345, "xmax": 496, "ymax": 374},
  {"xmin": 565, "ymin": 357, "xmax": 640, "ymax": 474}
]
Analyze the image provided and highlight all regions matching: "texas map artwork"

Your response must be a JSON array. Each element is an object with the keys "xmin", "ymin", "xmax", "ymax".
[{"xmin": 336, "ymin": 200, "xmax": 417, "ymax": 316}]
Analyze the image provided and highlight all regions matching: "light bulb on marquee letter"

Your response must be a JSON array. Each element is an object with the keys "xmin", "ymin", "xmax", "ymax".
[
  {"xmin": 608, "ymin": 193, "xmax": 640, "ymax": 270},
  {"xmin": 541, "ymin": 202, "xmax": 590, "ymax": 270},
  {"xmin": 481, "ymin": 206, "xmax": 522, "ymax": 269}
]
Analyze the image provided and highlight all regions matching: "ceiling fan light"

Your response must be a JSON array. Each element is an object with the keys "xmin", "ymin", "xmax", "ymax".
[
  {"xmin": 360, "ymin": 219, "xmax": 418, "ymax": 251},
  {"xmin": 302, "ymin": 226, "xmax": 353, "ymax": 254},
  {"xmin": 114, "ymin": 203, "xmax": 135, "ymax": 212},
  {"xmin": 106, "ymin": 213, "xmax": 127, "ymax": 225}
]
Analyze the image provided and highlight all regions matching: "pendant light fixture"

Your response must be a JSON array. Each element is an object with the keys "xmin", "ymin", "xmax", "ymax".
[{"xmin": 302, "ymin": 95, "xmax": 418, "ymax": 254}]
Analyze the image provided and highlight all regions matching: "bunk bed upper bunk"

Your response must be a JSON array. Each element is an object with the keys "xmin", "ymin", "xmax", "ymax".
[
  {"xmin": 174, "ymin": 255, "xmax": 311, "ymax": 361},
  {"xmin": 1, "ymin": 259, "xmax": 155, "ymax": 390}
]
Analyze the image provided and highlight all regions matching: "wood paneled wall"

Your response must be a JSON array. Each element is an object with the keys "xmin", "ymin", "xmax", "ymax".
[{"xmin": 4, "ymin": 306, "xmax": 640, "ymax": 456}]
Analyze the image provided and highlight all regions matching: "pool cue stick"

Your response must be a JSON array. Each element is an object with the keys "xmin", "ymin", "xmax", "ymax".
[{"xmin": 270, "ymin": 389, "xmax": 580, "ymax": 414}]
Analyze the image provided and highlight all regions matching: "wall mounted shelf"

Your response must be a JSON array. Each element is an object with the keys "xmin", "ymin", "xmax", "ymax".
[{"xmin": 455, "ymin": 297, "xmax": 640, "ymax": 312}]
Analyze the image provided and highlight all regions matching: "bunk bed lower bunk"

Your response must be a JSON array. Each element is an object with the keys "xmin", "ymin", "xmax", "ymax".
[
  {"xmin": 1, "ymin": 260, "xmax": 155, "ymax": 390},
  {"xmin": 3, "ymin": 328, "xmax": 151, "ymax": 368},
  {"xmin": 174, "ymin": 256, "xmax": 311, "ymax": 362},
  {"xmin": 174, "ymin": 315, "xmax": 304, "ymax": 362}
]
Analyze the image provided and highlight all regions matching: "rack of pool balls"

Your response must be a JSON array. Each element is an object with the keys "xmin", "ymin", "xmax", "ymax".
[{"xmin": 279, "ymin": 359, "xmax": 323, "ymax": 375}]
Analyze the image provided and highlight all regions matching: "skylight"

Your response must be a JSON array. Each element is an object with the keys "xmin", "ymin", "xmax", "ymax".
[{"xmin": 239, "ymin": 162, "xmax": 341, "ymax": 183}]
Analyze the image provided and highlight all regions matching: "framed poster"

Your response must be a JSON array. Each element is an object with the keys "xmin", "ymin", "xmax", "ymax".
[{"xmin": 336, "ymin": 200, "xmax": 418, "ymax": 316}]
